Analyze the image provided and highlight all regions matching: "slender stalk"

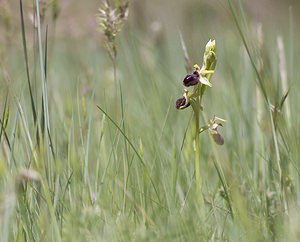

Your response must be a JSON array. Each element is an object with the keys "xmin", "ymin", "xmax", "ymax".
[
  {"xmin": 192, "ymin": 97, "xmax": 203, "ymax": 203},
  {"xmin": 194, "ymin": 112, "xmax": 201, "ymax": 190},
  {"xmin": 110, "ymin": 53, "xmax": 129, "ymax": 213}
]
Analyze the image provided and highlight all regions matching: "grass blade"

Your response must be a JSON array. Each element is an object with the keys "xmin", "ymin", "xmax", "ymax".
[
  {"xmin": 227, "ymin": 0, "xmax": 268, "ymax": 104},
  {"xmin": 96, "ymin": 105, "xmax": 145, "ymax": 166},
  {"xmin": 19, "ymin": 0, "xmax": 37, "ymax": 124}
]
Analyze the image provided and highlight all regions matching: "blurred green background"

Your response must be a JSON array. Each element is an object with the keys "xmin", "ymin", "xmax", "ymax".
[{"xmin": 1, "ymin": 0, "xmax": 300, "ymax": 241}]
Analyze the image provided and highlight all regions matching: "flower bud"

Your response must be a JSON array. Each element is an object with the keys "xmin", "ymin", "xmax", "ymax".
[
  {"xmin": 205, "ymin": 39, "xmax": 216, "ymax": 54},
  {"xmin": 203, "ymin": 39, "xmax": 217, "ymax": 71}
]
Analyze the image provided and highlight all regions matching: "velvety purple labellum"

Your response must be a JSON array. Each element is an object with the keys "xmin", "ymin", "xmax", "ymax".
[
  {"xmin": 183, "ymin": 71, "xmax": 200, "ymax": 87},
  {"xmin": 176, "ymin": 97, "xmax": 190, "ymax": 109}
]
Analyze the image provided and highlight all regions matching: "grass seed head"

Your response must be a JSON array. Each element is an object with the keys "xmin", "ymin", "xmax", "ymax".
[{"xmin": 97, "ymin": 0, "xmax": 129, "ymax": 60}]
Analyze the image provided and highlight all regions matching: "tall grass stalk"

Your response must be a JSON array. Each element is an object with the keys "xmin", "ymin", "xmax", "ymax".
[
  {"xmin": 277, "ymin": 36, "xmax": 291, "ymax": 129},
  {"xmin": 35, "ymin": 0, "xmax": 50, "ymax": 141},
  {"xmin": 228, "ymin": 0, "xmax": 292, "ymax": 224},
  {"xmin": 19, "ymin": 0, "xmax": 37, "ymax": 127},
  {"xmin": 97, "ymin": 0, "xmax": 130, "ymax": 213}
]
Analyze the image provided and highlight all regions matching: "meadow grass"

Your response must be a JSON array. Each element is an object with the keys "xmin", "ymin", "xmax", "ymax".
[{"xmin": 0, "ymin": 0, "xmax": 300, "ymax": 241}]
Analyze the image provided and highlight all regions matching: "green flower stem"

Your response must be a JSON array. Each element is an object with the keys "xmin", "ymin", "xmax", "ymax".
[
  {"xmin": 195, "ymin": 109, "xmax": 201, "ymax": 193},
  {"xmin": 192, "ymin": 97, "xmax": 203, "ymax": 203}
]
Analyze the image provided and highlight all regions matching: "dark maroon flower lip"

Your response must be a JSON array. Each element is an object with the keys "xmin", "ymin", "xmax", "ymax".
[
  {"xmin": 183, "ymin": 71, "xmax": 200, "ymax": 87},
  {"xmin": 176, "ymin": 96, "xmax": 190, "ymax": 109}
]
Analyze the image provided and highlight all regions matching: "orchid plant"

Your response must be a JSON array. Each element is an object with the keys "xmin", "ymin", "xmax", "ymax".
[{"xmin": 176, "ymin": 39, "xmax": 225, "ymax": 200}]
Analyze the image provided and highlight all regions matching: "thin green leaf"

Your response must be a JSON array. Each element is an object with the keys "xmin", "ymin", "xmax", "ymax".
[{"xmin": 19, "ymin": 0, "xmax": 37, "ymax": 124}]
